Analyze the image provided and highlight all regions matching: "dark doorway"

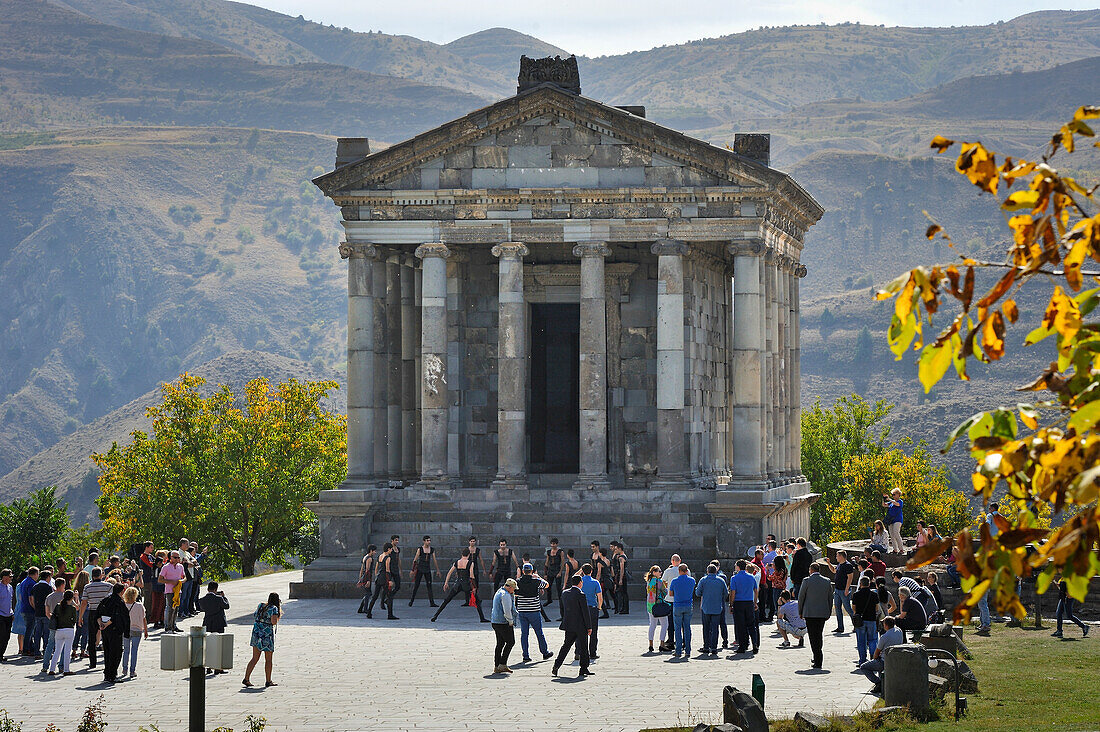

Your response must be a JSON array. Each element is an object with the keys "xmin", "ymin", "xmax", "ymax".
[{"xmin": 529, "ymin": 303, "xmax": 579, "ymax": 473}]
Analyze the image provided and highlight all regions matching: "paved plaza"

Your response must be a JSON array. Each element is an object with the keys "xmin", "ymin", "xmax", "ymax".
[{"xmin": 2, "ymin": 571, "xmax": 876, "ymax": 731}]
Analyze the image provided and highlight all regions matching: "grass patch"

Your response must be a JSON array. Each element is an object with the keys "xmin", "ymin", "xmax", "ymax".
[
  {"xmin": 642, "ymin": 622, "xmax": 1098, "ymax": 731},
  {"xmin": 0, "ymin": 131, "xmax": 57, "ymax": 150}
]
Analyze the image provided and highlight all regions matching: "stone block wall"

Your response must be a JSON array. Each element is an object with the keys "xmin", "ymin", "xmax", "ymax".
[{"xmin": 685, "ymin": 255, "xmax": 731, "ymax": 484}]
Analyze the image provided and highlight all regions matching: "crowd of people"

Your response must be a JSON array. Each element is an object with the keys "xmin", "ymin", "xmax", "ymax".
[{"xmin": 0, "ymin": 539, "xmax": 286, "ymax": 688}]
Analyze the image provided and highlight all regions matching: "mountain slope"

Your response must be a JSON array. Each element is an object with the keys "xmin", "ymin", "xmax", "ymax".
[
  {"xmin": 49, "ymin": 0, "xmax": 510, "ymax": 99},
  {"xmin": 444, "ymin": 28, "xmax": 571, "ymax": 79},
  {"xmin": 1, "ymin": 0, "xmax": 485, "ymax": 139},
  {"xmin": 0, "ymin": 350, "xmax": 345, "ymax": 523}
]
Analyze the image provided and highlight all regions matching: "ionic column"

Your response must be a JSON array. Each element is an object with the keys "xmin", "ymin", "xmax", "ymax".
[
  {"xmin": 386, "ymin": 255, "xmax": 402, "ymax": 481},
  {"xmin": 729, "ymin": 240, "xmax": 766, "ymax": 484},
  {"xmin": 574, "ymin": 241, "xmax": 611, "ymax": 489},
  {"xmin": 792, "ymin": 264, "xmax": 807, "ymax": 478},
  {"xmin": 491, "ymin": 242, "xmax": 529, "ymax": 489},
  {"xmin": 400, "ymin": 256, "xmax": 417, "ymax": 480},
  {"xmin": 414, "ymin": 242, "xmax": 451, "ymax": 487},
  {"xmin": 777, "ymin": 255, "xmax": 790, "ymax": 479},
  {"xmin": 764, "ymin": 248, "xmax": 779, "ymax": 480},
  {"xmin": 414, "ymin": 267, "xmax": 423, "ymax": 475},
  {"xmin": 341, "ymin": 242, "xmax": 379, "ymax": 482},
  {"xmin": 652, "ymin": 238, "xmax": 689, "ymax": 484},
  {"xmin": 371, "ymin": 250, "xmax": 389, "ymax": 480}
]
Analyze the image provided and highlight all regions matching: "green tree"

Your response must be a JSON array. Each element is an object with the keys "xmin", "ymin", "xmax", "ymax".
[
  {"xmin": 94, "ymin": 374, "xmax": 346, "ymax": 576},
  {"xmin": 876, "ymin": 106, "xmax": 1100, "ymax": 619},
  {"xmin": 801, "ymin": 395, "xmax": 893, "ymax": 540},
  {"xmin": 819, "ymin": 307, "xmax": 837, "ymax": 342},
  {"xmin": 0, "ymin": 487, "xmax": 71, "ymax": 571}
]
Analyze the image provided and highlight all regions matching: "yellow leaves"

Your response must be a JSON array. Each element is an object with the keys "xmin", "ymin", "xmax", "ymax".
[
  {"xmin": 918, "ymin": 340, "xmax": 953, "ymax": 393},
  {"xmin": 1067, "ymin": 399, "xmax": 1100, "ymax": 434},
  {"xmin": 1003, "ymin": 189, "xmax": 1040, "ymax": 212},
  {"xmin": 955, "ymin": 142, "xmax": 999, "ymax": 194},
  {"xmin": 980, "ymin": 310, "xmax": 1006, "ymax": 360},
  {"xmin": 1003, "ymin": 299, "xmax": 1019, "ymax": 323},
  {"xmin": 929, "ymin": 135, "xmax": 954, "ymax": 153},
  {"xmin": 925, "ymin": 223, "xmax": 943, "ymax": 239}
]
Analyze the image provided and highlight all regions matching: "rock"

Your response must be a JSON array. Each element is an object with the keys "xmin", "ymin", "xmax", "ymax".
[
  {"xmin": 692, "ymin": 725, "xmax": 742, "ymax": 732},
  {"xmin": 927, "ymin": 623, "xmax": 954, "ymax": 637},
  {"xmin": 928, "ymin": 674, "xmax": 949, "ymax": 699},
  {"xmin": 722, "ymin": 686, "xmax": 769, "ymax": 732},
  {"xmin": 793, "ymin": 710, "xmax": 832, "ymax": 731},
  {"xmin": 883, "ymin": 644, "xmax": 930, "ymax": 711},
  {"xmin": 929, "ymin": 658, "xmax": 979, "ymax": 693}
]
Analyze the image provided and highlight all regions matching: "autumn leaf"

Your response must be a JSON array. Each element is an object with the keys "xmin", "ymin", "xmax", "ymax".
[
  {"xmin": 996, "ymin": 528, "xmax": 1048, "ymax": 550},
  {"xmin": 981, "ymin": 311, "xmax": 1006, "ymax": 360},
  {"xmin": 930, "ymin": 135, "xmax": 955, "ymax": 153},
  {"xmin": 906, "ymin": 537, "xmax": 953, "ymax": 569},
  {"xmin": 925, "ymin": 224, "xmax": 943, "ymax": 240}
]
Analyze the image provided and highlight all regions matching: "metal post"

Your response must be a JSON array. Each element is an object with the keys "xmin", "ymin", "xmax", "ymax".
[{"xmin": 189, "ymin": 626, "xmax": 206, "ymax": 732}]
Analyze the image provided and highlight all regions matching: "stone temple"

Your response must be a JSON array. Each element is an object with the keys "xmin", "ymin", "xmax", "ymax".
[{"xmin": 293, "ymin": 57, "xmax": 823, "ymax": 597}]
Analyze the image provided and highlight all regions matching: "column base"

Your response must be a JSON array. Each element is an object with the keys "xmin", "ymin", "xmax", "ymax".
[
  {"xmin": 572, "ymin": 475, "xmax": 610, "ymax": 490},
  {"xmin": 650, "ymin": 478, "xmax": 691, "ymax": 490},
  {"xmin": 415, "ymin": 477, "xmax": 455, "ymax": 490},
  {"xmin": 491, "ymin": 477, "xmax": 529, "ymax": 490}
]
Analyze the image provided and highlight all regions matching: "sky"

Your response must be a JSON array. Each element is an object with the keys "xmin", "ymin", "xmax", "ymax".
[{"xmin": 249, "ymin": 1, "xmax": 1095, "ymax": 56}]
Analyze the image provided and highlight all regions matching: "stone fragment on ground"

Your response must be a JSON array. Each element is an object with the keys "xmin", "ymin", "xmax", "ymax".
[
  {"xmin": 793, "ymin": 710, "xmax": 831, "ymax": 731},
  {"xmin": 722, "ymin": 686, "xmax": 768, "ymax": 732}
]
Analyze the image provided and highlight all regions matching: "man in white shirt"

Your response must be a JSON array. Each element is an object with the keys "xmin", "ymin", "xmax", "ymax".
[{"xmin": 660, "ymin": 555, "xmax": 690, "ymax": 651}]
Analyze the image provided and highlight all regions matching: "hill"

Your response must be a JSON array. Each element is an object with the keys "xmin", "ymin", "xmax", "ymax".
[
  {"xmin": 444, "ymin": 28, "xmax": 571, "ymax": 79},
  {"xmin": 0, "ymin": 0, "xmax": 485, "ymax": 138},
  {"xmin": 0, "ymin": 350, "xmax": 344, "ymax": 523},
  {"xmin": 49, "ymin": 0, "xmax": 512, "ymax": 99}
]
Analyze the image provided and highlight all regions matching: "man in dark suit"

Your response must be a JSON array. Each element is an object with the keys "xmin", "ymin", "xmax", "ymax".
[
  {"xmin": 198, "ymin": 581, "xmax": 231, "ymax": 675},
  {"xmin": 552, "ymin": 574, "xmax": 593, "ymax": 677},
  {"xmin": 95, "ymin": 583, "xmax": 130, "ymax": 683}
]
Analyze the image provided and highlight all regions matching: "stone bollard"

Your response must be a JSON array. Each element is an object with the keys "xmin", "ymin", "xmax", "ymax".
[
  {"xmin": 884, "ymin": 644, "xmax": 930, "ymax": 712},
  {"xmin": 722, "ymin": 686, "xmax": 768, "ymax": 732}
]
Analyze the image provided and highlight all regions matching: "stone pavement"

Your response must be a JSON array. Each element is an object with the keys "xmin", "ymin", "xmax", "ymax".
[{"xmin": 0, "ymin": 571, "xmax": 877, "ymax": 731}]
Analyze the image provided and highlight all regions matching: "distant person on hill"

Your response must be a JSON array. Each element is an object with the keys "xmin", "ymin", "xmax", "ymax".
[{"xmin": 882, "ymin": 488, "xmax": 905, "ymax": 553}]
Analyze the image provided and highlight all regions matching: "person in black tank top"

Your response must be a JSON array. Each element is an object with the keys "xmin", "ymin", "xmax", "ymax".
[
  {"xmin": 408, "ymin": 537, "xmax": 441, "ymax": 607},
  {"xmin": 365, "ymin": 543, "xmax": 397, "ymax": 620},
  {"xmin": 491, "ymin": 539, "xmax": 515, "ymax": 591},
  {"xmin": 356, "ymin": 545, "xmax": 377, "ymax": 615},
  {"xmin": 464, "ymin": 538, "xmax": 484, "ymax": 606},
  {"xmin": 431, "ymin": 549, "xmax": 487, "ymax": 622},
  {"xmin": 544, "ymin": 539, "xmax": 563, "ymax": 607}
]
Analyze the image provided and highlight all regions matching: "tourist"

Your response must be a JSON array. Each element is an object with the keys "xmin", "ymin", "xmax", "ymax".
[
  {"xmin": 869, "ymin": 551, "xmax": 887, "ymax": 579},
  {"xmin": 29, "ymin": 569, "xmax": 54, "ymax": 660},
  {"xmin": 12, "ymin": 570, "xmax": 28, "ymax": 657},
  {"xmin": 409, "ymin": 536, "xmax": 441, "ymax": 607},
  {"xmin": 775, "ymin": 589, "xmax": 806, "ymax": 647},
  {"xmin": 356, "ymin": 544, "xmax": 377, "ymax": 615},
  {"xmin": 431, "ymin": 548, "xmax": 487, "ymax": 623},
  {"xmin": 769, "ymin": 555, "xmax": 790, "ymax": 623},
  {"xmin": 243, "ymin": 592, "xmax": 281, "ymax": 688},
  {"xmin": 175, "ymin": 540, "xmax": 194, "ymax": 619},
  {"xmin": 790, "ymin": 538, "xmax": 812, "ymax": 594},
  {"xmin": 976, "ymin": 590, "xmax": 991, "ymax": 634},
  {"xmin": 797, "ymin": 562, "xmax": 832, "ymax": 669},
  {"xmin": 1052, "ymin": 578, "xmax": 1089, "ymax": 638},
  {"xmin": 39, "ymin": 576, "xmax": 67, "ymax": 674},
  {"xmin": 760, "ymin": 540, "xmax": 780, "ymax": 620},
  {"xmin": 148, "ymin": 551, "xmax": 167, "ymax": 629},
  {"xmin": 851, "ymin": 575, "xmax": 880, "ymax": 665},
  {"xmin": 861, "ymin": 616, "xmax": 904, "ymax": 694},
  {"xmin": 644, "ymin": 565, "xmax": 668, "ymax": 653},
  {"xmin": 926, "ymin": 572, "xmax": 945, "ymax": 622},
  {"xmin": 882, "ymin": 488, "xmax": 905, "ymax": 553},
  {"xmin": 728, "ymin": 559, "xmax": 759, "ymax": 654},
  {"xmin": 611, "ymin": 541, "xmax": 629, "ymax": 614},
  {"xmin": 0, "ymin": 569, "xmax": 13, "ymax": 661},
  {"xmin": 695, "ymin": 564, "xmax": 727, "ymax": 655},
  {"xmin": 365, "ymin": 542, "xmax": 397, "ymax": 620},
  {"xmin": 48, "ymin": 589, "xmax": 78, "ymax": 676},
  {"xmin": 711, "ymin": 560, "xmax": 730, "ymax": 649},
  {"xmin": 159, "ymin": 551, "xmax": 186, "ymax": 632},
  {"xmin": 579, "ymin": 564, "xmax": 603, "ymax": 659},
  {"xmin": 895, "ymin": 586, "xmax": 928, "ymax": 640},
  {"xmin": 491, "ymin": 578, "xmax": 518, "ymax": 674},
  {"xmin": 138, "ymin": 542, "xmax": 157, "ymax": 611},
  {"xmin": 120, "ymin": 586, "xmax": 147, "ymax": 679},
  {"xmin": 868, "ymin": 520, "xmax": 890, "ymax": 554},
  {"xmin": 490, "ymin": 538, "xmax": 516, "ymax": 593},
  {"xmin": 552, "ymin": 574, "xmax": 593, "ymax": 678},
  {"xmin": 185, "ymin": 544, "xmax": 207, "ymax": 617},
  {"xmin": 97, "ymin": 583, "xmax": 130, "ymax": 683},
  {"xmin": 80, "ymin": 568, "xmax": 113, "ymax": 669},
  {"xmin": 82, "ymin": 554, "xmax": 99, "ymax": 576},
  {"xmin": 661, "ymin": 554, "xmax": 687, "ymax": 651},
  {"xmin": 915, "ymin": 521, "xmax": 928, "ymax": 549},
  {"xmin": 875, "ymin": 576, "xmax": 897, "ymax": 619},
  {"xmin": 199, "ymin": 581, "xmax": 230, "ymax": 674},
  {"xmin": 668, "ymin": 564, "xmax": 695, "ymax": 659},
  {"xmin": 829, "ymin": 549, "xmax": 856, "ymax": 634},
  {"xmin": 985, "ymin": 502, "xmax": 1003, "ymax": 538},
  {"xmin": 515, "ymin": 564, "xmax": 553, "ymax": 662},
  {"xmin": 543, "ymin": 538, "xmax": 563, "ymax": 608},
  {"xmin": 893, "ymin": 571, "xmax": 937, "ymax": 626}
]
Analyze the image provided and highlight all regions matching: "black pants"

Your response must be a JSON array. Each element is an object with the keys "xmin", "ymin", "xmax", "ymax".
[
  {"xmin": 88, "ymin": 624, "xmax": 100, "ymax": 667},
  {"xmin": 0, "ymin": 615, "xmax": 11, "ymax": 658},
  {"xmin": 367, "ymin": 579, "xmax": 395, "ymax": 618},
  {"xmin": 588, "ymin": 607, "xmax": 600, "ymax": 656},
  {"xmin": 600, "ymin": 582, "xmax": 613, "ymax": 615},
  {"xmin": 493, "ymin": 571, "xmax": 510, "ymax": 591},
  {"xmin": 805, "ymin": 617, "xmax": 827, "ymax": 668},
  {"xmin": 409, "ymin": 571, "xmax": 435, "ymax": 605},
  {"xmin": 433, "ymin": 584, "xmax": 485, "ymax": 621},
  {"xmin": 733, "ymin": 601, "xmax": 759, "ymax": 651},
  {"xmin": 615, "ymin": 583, "xmax": 629, "ymax": 614},
  {"xmin": 718, "ymin": 609, "xmax": 729, "ymax": 645},
  {"xmin": 544, "ymin": 573, "xmax": 560, "ymax": 606},
  {"xmin": 554, "ymin": 630, "xmax": 590, "ymax": 672},
  {"xmin": 492, "ymin": 622, "xmax": 515, "ymax": 667},
  {"xmin": 101, "ymin": 629, "xmax": 124, "ymax": 680}
]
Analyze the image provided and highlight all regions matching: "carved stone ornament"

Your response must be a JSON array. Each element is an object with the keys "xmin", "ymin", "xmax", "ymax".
[
  {"xmin": 650, "ymin": 238, "xmax": 690, "ymax": 257},
  {"xmin": 763, "ymin": 247, "xmax": 778, "ymax": 264},
  {"xmin": 414, "ymin": 242, "xmax": 451, "ymax": 260},
  {"xmin": 777, "ymin": 254, "xmax": 795, "ymax": 273},
  {"xmin": 518, "ymin": 55, "xmax": 581, "ymax": 95},
  {"xmin": 490, "ymin": 242, "xmax": 529, "ymax": 259},
  {"xmin": 339, "ymin": 242, "xmax": 379, "ymax": 260},
  {"xmin": 572, "ymin": 241, "xmax": 611, "ymax": 258},
  {"xmin": 796, "ymin": 264, "xmax": 808, "ymax": 278},
  {"xmin": 727, "ymin": 239, "xmax": 766, "ymax": 258}
]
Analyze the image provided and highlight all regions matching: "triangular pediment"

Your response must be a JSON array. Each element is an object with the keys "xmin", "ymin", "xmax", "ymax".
[{"xmin": 313, "ymin": 86, "xmax": 808, "ymax": 204}]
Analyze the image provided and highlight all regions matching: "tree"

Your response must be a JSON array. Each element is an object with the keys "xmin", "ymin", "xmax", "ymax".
[
  {"xmin": 876, "ymin": 106, "xmax": 1100, "ymax": 620},
  {"xmin": 0, "ymin": 487, "xmax": 71, "ymax": 571},
  {"xmin": 829, "ymin": 449, "xmax": 971, "ymax": 542},
  {"xmin": 801, "ymin": 394, "xmax": 893, "ymax": 539},
  {"xmin": 819, "ymin": 307, "xmax": 837, "ymax": 342},
  {"xmin": 94, "ymin": 374, "xmax": 346, "ymax": 576}
]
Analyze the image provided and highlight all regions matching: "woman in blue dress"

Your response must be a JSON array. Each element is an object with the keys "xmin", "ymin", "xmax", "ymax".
[
  {"xmin": 12, "ymin": 570, "xmax": 27, "ymax": 655},
  {"xmin": 242, "ymin": 592, "xmax": 281, "ymax": 688}
]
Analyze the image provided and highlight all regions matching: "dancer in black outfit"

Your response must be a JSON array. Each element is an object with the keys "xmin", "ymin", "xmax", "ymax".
[
  {"xmin": 365, "ymin": 543, "xmax": 397, "ymax": 620},
  {"xmin": 356, "ymin": 545, "xmax": 376, "ymax": 614},
  {"xmin": 490, "ymin": 539, "xmax": 516, "ymax": 591},
  {"xmin": 431, "ymin": 549, "xmax": 488, "ymax": 622},
  {"xmin": 543, "ymin": 539, "xmax": 563, "ymax": 607},
  {"xmin": 408, "ymin": 536, "xmax": 440, "ymax": 607}
]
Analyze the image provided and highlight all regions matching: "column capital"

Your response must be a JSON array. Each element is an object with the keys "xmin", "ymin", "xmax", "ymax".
[
  {"xmin": 763, "ymin": 247, "xmax": 778, "ymax": 265},
  {"xmin": 414, "ymin": 242, "xmax": 451, "ymax": 260},
  {"xmin": 491, "ymin": 241, "xmax": 529, "ymax": 259},
  {"xmin": 727, "ymin": 239, "xmax": 766, "ymax": 258},
  {"xmin": 777, "ymin": 254, "xmax": 796, "ymax": 273},
  {"xmin": 651, "ymin": 238, "xmax": 689, "ymax": 257},
  {"xmin": 795, "ymin": 264, "xmax": 808, "ymax": 278},
  {"xmin": 340, "ymin": 242, "xmax": 380, "ymax": 260},
  {"xmin": 573, "ymin": 240, "xmax": 611, "ymax": 258}
]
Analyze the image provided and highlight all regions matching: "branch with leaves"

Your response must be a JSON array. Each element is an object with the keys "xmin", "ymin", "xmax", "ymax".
[{"xmin": 876, "ymin": 105, "xmax": 1100, "ymax": 621}]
